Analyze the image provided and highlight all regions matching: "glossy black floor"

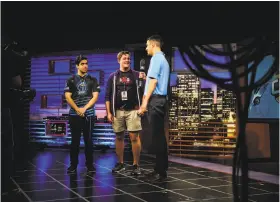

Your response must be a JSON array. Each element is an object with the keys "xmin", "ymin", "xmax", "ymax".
[{"xmin": 3, "ymin": 149, "xmax": 279, "ymax": 202}]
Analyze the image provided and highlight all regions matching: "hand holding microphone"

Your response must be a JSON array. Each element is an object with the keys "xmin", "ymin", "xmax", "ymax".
[{"xmin": 139, "ymin": 59, "xmax": 146, "ymax": 88}]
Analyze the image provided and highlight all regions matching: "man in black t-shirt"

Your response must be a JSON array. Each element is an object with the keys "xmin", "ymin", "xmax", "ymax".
[
  {"xmin": 64, "ymin": 55, "xmax": 100, "ymax": 173},
  {"xmin": 115, "ymin": 71, "xmax": 139, "ymax": 110},
  {"xmin": 105, "ymin": 51, "xmax": 146, "ymax": 175}
]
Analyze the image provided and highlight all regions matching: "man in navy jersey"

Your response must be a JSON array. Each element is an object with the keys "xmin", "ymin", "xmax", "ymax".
[{"xmin": 64, "ymin": 55, "xmax": 100, "ymax": 173}]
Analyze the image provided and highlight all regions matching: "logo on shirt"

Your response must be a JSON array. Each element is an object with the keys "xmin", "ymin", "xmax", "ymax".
[
  {"xmin": 120, "ymin": 77, "xmax": 131, "ymax": 84},
  {"xmin": 77, "ymin": 80, "xmax": 87, "ymax": 95}
]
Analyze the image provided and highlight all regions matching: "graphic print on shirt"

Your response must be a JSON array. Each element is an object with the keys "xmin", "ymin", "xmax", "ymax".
[
  {"xmin": 76, "ymin": 80, "xmax": 87, "ymax": 95},
  {"xmin": 119, "ymin": 76, "xmax": 131, "ymax": 84}
]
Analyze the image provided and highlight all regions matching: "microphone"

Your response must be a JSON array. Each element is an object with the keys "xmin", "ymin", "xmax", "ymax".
[{"xmin": 139, "ymin": 59, "xmax": 145, "ymax": 87}]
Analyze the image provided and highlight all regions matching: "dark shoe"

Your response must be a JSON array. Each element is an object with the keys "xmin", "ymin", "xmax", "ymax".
[
  {"xmin": 112, "ymin": 163, "xmax": 125, "ymax": 173},
  {"xmin": 67, "ymin": 165, "xmax": 77, "ymax": 173},
  {"xmin": 131, "ymin": 164, "xmax": 141, "ymax": 176},
  {"xmin": 147, "ymin": 173, "xmax": 167, "ymax": 183},
  {"xmin": 144, "ymin": 170, "xmax": 158, "ymax": 177},
  {"xmin": 87, "ymin": 165, "xmax": 96, "ymax": 173}
]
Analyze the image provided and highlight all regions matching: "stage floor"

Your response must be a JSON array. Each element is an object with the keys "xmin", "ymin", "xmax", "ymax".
[{"xmin": 3, "ymin": 149, "xmax": 279, "ymax": 202}]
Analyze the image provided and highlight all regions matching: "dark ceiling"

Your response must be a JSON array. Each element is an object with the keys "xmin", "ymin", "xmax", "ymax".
[{"xmin": 2, "ymin": 2, "xmax": 279, "ymax": 54}]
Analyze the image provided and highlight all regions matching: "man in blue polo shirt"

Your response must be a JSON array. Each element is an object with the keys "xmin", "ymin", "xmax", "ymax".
[{"xmin": 138, "ymin": 35, "xmax": 170, "ymax": 182}]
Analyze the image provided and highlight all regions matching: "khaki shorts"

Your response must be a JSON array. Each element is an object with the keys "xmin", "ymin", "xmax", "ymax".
[{"xmin": 112, "ymin": 110, "xmax": 142, "ymax": 133}]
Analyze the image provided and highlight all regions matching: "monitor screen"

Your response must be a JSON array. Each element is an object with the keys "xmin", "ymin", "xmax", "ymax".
[
  {"xmin": 49, "ymin": 59, "xmax": 71, "ymax": 74},
  {"xmin": 248, "ymin": 55, "xmax": 279, "ymax": 119}
]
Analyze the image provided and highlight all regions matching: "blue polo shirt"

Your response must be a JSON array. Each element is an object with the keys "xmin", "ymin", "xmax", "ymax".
[{"xmin": 144, "ymin": 51, "xmax": 170, "ymax": 96}]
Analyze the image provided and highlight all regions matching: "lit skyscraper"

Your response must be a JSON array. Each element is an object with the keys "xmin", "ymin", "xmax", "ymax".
[
  {"xmin": 217, "ymin": 87, "xmax": 236, "ymax": 120},
  {"xmin": 169, "ymin": 73, "xmax": 201, "ymax": 130},
  {"xmin": 200, "ymin": 88, "xmax": 214, "ymax": 122}
]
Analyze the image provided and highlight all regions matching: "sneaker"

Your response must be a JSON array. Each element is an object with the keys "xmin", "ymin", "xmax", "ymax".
[
  {"xmin": 87, "ymin": 165, "xmax": 96, "ymax": 173},
  {"xmin": 67, "ymin": 165, "xmax": 77, "ymax": 173},
  {"xmin": 131, "ymin": 164, "xmax": 141, "ymax": 176},
  {"xmin": 112, "ymin": 163, "xmax": 125, "ymax": 173},
  {"xmin": 144, "ymin": 170, "xmax": 158, "ymax": 177},
  {"xmin": 146, "ymin": 173, "xmax": 167, "ymax": 183}
]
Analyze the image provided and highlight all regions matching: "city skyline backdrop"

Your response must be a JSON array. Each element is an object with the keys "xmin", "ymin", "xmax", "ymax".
[{"xmin": 171, "ymin": 47, "xmax": 278, "ymax": 117}]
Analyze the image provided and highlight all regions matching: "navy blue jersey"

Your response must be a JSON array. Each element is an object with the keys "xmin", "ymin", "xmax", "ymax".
[{"xmin": 64, "ymin": 74, "xmax": 100, "ymax": 117}]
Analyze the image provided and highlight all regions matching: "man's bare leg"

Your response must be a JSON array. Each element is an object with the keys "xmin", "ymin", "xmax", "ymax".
[
  {"xmin": 115, "ymin": 132, "xmax": 125, "ymax": 163},
  {"xmin": 129, "ymin": 132, "xmax": 141, "ymax": 166}
]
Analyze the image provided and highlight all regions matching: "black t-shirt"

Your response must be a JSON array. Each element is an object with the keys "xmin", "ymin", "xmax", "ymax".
[{"xmin": 116, "ymin": 70, "xmax": 138, "ymax": 110}]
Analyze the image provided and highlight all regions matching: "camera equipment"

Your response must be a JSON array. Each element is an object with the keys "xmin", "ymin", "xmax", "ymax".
[
  {"xmin": 10, "ymin": 88, "xmax": 36, "ymax": 102},
  {"xmin": 2, "ymin": 36, "xmax": 36, "ymax": 103}
]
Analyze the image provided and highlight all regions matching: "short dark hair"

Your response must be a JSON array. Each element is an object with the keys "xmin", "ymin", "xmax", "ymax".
[
  {"xmin": 147, "ymin": 35, "xmax": 163, "ymax": 48},
  {"xmin": 75, "ymin": 55, "xmax": 87, "ymax": 65}
]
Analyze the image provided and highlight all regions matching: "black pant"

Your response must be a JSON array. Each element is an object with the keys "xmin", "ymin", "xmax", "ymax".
[
  {"xmin": 1, "ymin": 108, "xmax": 14, "ymax": 193},
  {"xmin": 147, "ymin": 96, "xmax": 168, "ymax": 176},
  {"xmin": 69, "ymin": 116, "xmax": 94, "ymax": 167}
]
